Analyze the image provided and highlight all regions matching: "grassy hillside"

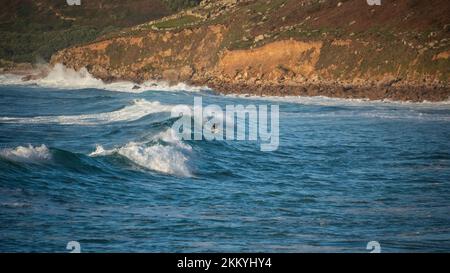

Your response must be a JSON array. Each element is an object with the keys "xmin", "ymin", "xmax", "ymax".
[
  {"xmin": 0, "ymin": 0, "xmax": 201, "ymax": 63},
  {"xmin": 49, "ymin": 0, "xmax": 450, "ymax": 101},
  {"xmin": 162, "ymin": 0, "xmax": 202, "ymax": 11}
]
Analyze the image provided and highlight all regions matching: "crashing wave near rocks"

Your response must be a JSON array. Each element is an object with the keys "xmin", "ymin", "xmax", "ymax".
[{"xmin": 0, "ymin": 64, "xmax": 208, "ymax": 93}]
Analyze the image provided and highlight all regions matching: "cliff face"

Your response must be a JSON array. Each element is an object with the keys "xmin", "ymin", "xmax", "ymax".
[
  {"xmin": 217, "ymin": 40, "xmax": 323, "ymax": 83},
  {"xmin": 50, "ymin": 0, "xmax": 450, "ymax": 101},
  {"xmin": 52, "ymin": 25, "xmax": 225, "ymax": 83}
]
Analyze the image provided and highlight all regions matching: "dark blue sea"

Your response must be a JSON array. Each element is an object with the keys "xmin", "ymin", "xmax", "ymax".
[{"xmin": 0, "ymin": 70, "xmax": 449, "ymax": 252}]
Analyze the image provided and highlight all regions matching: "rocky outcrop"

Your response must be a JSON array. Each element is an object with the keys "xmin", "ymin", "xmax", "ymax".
[
  {"xmin": 49, "ymin": 0, "xmax": 450, "ymax": 102},
  {"xmin": 52, "ymin": 25, "xmax": 226, "ymax": 84},
  {"xmin": 216, "ymin": 40, "xmax": 323, "ymax": 84}
]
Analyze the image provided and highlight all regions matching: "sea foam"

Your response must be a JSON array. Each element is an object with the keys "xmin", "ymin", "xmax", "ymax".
[
  {"xmin": 0, "ymin": 144, "xmax": 51, "ymax": 162},
  {"xmin": 0, "ymin": 64, "xmax": 207, "ymax": 93},
  {"xmin": 90, "ymin": 128, "xmax": 192, "ymax": 177},
  {"xmin": 225, "ymin": 94, "xmax": 450, "ymax": 107},
  {"xmin": 0, "ymin": 99, "xmax": 179, "ymax": 125}
]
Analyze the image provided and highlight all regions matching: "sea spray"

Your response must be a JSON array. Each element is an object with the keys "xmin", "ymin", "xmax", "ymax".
[
  {"xmin": 0, "ymin": 64, "xmax": 208, "ymax": 93},
  {"xmin": 89, "ymin": 128, "xmax": 193, "ymax": 177},
  {"xmin": 0, "ymin": 144, "xmax": 51, "ymax": 162}
]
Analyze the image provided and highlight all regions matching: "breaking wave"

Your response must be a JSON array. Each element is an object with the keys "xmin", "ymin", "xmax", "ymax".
[
  {"xmin": 0, "ymin": 99, "xmax": 178, "ymax": 125},
  {"xmin": 0, "ymin": 130, "xmax": 193, "ymax": 177},
  {"xmin": 90, "ymin": 128, "xmax": 192, "ymax": 177},
  {"xmin": 0, "ymin": 64, "xmax": 208, "ymax": 93},
  {"xmin": 0, "ymin": 144, "xmax": 51, "ymax": 162}
]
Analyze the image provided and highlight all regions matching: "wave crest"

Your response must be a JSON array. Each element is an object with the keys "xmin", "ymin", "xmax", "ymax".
[
  {"xmin": 0, "ymin": 63, "xmax": 207, "ymax": 93},
  {"xmin": 0, "ymin": 144, "xmax": 51, "ymax": 162},
  {"xmin": 90, "ymin": 129, "xmax": 192, "ymax": 177},
  {"xmin": 40, "ymin": 63, "xmax": 103, "ymax": 88},
  {"xmin": 0, "ymin": 99, "xmax": 178, "ymax": 125}
]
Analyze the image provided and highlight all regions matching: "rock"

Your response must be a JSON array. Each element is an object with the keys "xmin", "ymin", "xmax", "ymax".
[
  {"xmin": 179, "ymin": 66, "xmax": 194, "ymax": 81},
  {"xmin": 21, "ymin": 74, "xmax": 40, "ymax": 81},
  {"xmin": 132, "ymin": 85, "xmax": 141, "ymax": 90},
  {"xmin": 21, "ymin": 75, "xmax": 33, "ymax": 81},
  {"xmin": 255, "ymin": 35, "xmax": 265, "ymax": 42},
  {"xmin": 383, "ymin": 77, "xmax": 402, "ymax": 87},
  {"xmin": 343, "ymin": 85, "xmax": 353, "ymax": 91}
]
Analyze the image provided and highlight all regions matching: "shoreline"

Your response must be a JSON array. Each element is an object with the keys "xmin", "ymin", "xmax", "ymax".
[
  {"xmin": 202, "ymin": 81, "xmax": 450, "ymax": 103},
  {"xmin": 2, "ymin": 67, "xmax": 450, "ymax": 103}
]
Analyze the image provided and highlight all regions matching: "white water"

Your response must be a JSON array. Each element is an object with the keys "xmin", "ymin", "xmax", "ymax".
[
  {"xmin": 0, "ymin": 99, "xmax": 179, "ymax": 125},
  {"xmin": 90, "ymin": 128, "xmax": 192, "ymax": 177},
  {"xmin": 0, "ymin": 64, "xmax": 208, "ymax": 93},
  {"xmin": 224, "ymin": 94, "xmax": 450, "ymax": 121},
  {"xmin": 0, "ymin": 144, "xmax": 51, "ymax": 162},
  {"xmin": 1, "ymin": 64, "xmax": 448, "ymax": 106},
  {"xmin": 0, "ymin": 135, "xmax": 193, "ymax": 177},
  {"xmin": 225, "ymin": 94, "xmax": 450, "ymax": 107},
  {"xmin": 153, "ymin": 128, "xmax": 192, "ymax": 151}
]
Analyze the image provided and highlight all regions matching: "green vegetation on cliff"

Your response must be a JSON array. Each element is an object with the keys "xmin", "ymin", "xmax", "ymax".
[
  {"xmin": 153, "ymin": 15, "xmax": 201, "ymax": 29},
  {"xmin": 0, "ymin": 0, "xmax": 202, "ymax": 63},
  {"xmin": 162, "ymin": 0, "xmax": 202, "ymax": 11},
  {"xmin": 47, "ymin": 0, "xmax": 450, "ymax": 101}
]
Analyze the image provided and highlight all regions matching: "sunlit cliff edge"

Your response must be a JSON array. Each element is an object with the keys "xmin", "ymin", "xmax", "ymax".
[{"xmin": 49, "ymin": 0, "xmax": 450, "ymax": 101}]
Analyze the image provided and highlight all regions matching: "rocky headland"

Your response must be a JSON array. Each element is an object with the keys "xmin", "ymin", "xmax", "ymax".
[{"xmin": 38, "ymin": 0, "xmax": 450, "ymax": 101}]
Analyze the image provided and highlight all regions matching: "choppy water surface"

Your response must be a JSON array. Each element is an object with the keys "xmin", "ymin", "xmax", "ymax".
[{"xmin": 0, "ymin": 68, "xmax": 449, "ymax": 252}]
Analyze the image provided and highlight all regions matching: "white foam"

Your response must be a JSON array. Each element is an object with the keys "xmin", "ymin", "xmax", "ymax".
[
  {"xmin": 40, "ymin": 63, "xmax": 104, "ymax": 88},
  {"xmin": 225, "ymin": 94, "xmax": 450, "ymax": 121},
  {"xmin": 152, "ymin": 128, "xmax": 192, "ymax": 151},
  {"xmin": 0, "ymin": 99, "xmax": 178, "ymax": 125},
  {"xmin": 117, "ymin": 142, "xmax": 191, "ymax": 177},
  {"xmin": 90, "ymin": 128, "xmax": 192, "ymax": 177},
  {"xmin": 225, "ymin": 94, "xmax": 450, "ymax": 108},
  {"xmin": 0, "ymin": 64, "xmax": 208, "ymax": 93},
  {"xmin": 0, "ymin": 73, "xmax": 25, "ymax": 85},
  {"xmin": 0, "ymin": 144, "xmax": 51, "ymax": 162},
  {"xmin": 89, "ymin": 144, "xmax": 111, "ymax": 157}
]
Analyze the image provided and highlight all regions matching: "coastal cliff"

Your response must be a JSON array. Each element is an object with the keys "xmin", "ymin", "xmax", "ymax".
[{"xmin": 50, "ymin": 0, "xmax": 450, "ymax": 101}]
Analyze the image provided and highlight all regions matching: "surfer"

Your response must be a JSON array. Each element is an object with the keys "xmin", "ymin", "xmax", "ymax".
[{"xmin": 212, "ymin": 123, "xmax": 218, "ymax": 134}]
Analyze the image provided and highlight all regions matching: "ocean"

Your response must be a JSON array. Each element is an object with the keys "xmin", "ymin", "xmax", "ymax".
[{"xmin": 0, "ymin": 65, "xmax": 449, "ymax": 252}]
